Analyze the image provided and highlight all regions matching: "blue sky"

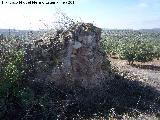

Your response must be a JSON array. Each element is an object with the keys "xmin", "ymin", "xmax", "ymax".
[{"xmin": 0, "ymin": 0, "xmax": 160, "ymax": 30}]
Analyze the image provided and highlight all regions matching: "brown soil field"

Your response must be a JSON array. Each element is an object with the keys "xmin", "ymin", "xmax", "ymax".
[{"xmin": 109, "ymin": 56, "xmax": 160, "ymax": 91}]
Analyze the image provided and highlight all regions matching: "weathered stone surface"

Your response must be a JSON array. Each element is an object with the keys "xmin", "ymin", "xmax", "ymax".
[
  {"xmin": 25, "ymin": 23, "xmax": 111, "ymax": 88},
  {"xmin": 49, "ymin": 23, "xmax": 111, "ymax": 88}
]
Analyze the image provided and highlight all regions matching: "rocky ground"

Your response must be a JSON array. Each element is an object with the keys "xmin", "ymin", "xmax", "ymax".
[
  {"xmin": 105, "ymin": 57, "xmax": 160, "ymax": 120},
  {"xmin": 109, "ymin": 57, "xmax": 160, "ymax": 91}
]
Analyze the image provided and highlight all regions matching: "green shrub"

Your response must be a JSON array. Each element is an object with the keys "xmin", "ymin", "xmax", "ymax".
[
  {"xmin": 118, "ymin": 40, "xmax": 136, "ymax": 64},
  {"xmin": 119, "ymin": 40, "xmax": 155, "ymax": 64},
  {"xmin": 101, "ymin": 37, "xmax": 119, "ymax": 56},
  {"xmin": 153, "ymin": 44, "xmax": 160, "ymax": 60},
  {"xmin": 0, "ymin": 49, "xmax": 34, "ymax": 119},
  {"xmin": 1, "ymin": 50, "xmax": 24, "ymax": 94},
  {"xmin": 134, "ymin": 42, "xmax": 154, "ymax": 62}
]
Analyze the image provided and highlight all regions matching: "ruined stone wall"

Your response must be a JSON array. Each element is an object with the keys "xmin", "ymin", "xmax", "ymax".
[{"xmin": 25, "ymin": 23, "xmax": 111, "ymax": 88}]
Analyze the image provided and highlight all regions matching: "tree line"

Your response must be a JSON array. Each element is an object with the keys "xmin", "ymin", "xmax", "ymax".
[{"xmin": 101, "ymin": 30, "xmax": 160, "ymax": 64}]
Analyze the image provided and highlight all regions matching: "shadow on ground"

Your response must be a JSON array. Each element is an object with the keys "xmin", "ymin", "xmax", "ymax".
[
  {"xmin": 22, "ymin": 73, "xmax": 160, "ymax": 120},
  {"xmin": 2, "ymin": 73, "xmax": 160, "ymax": 120},
  {"xmin": 131, "ymin": 64, "xmax": 160, "ymax": 71}
]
